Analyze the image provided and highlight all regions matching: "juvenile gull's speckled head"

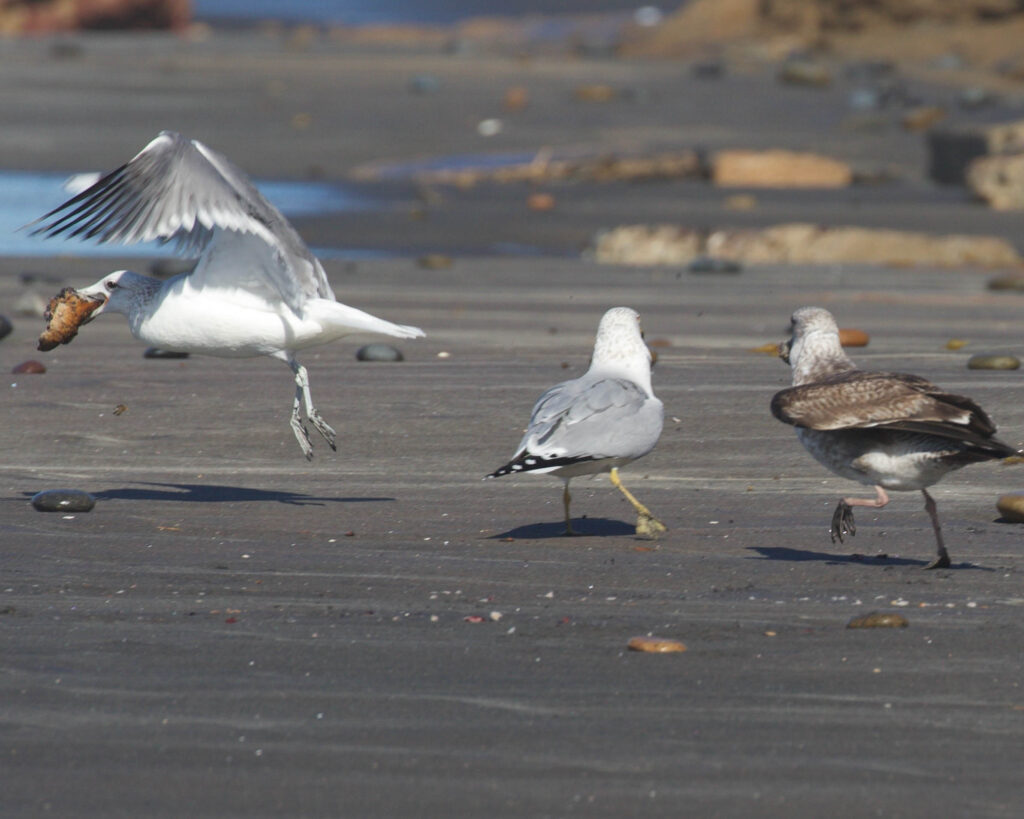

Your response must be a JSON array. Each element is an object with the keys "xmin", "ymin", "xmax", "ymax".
[{"xmin": 779, "ymin": 306, "xmax": 855, "ymax": 386}]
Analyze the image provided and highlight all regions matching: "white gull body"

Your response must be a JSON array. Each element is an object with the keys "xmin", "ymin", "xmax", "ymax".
[
  {"xmin": 488, "ymin": 307, "xmax": 666, "ymax": 536},
  {"xmin": 771, "ymin": 306, "xmax": 1016, "ymax": 568},
  {"xmin": 29, "ymin": 131, "xmax": 424, "ymax": 459}
]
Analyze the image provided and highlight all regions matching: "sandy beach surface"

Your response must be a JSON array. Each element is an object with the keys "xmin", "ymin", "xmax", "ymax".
[{"xmin": 2, "ymin": 28, "xmax": 1024, "ymax": 818}]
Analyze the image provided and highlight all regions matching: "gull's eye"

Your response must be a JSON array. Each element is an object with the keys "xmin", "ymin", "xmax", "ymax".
[{"xmin": 105, "ymin": 280, "xmax": 119, "ymax": 291}]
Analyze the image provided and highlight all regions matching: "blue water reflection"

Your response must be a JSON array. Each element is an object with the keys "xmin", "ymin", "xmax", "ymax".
[{"xmin": 0, "ymin": 171, "xmax": 376, "ymax": 258}]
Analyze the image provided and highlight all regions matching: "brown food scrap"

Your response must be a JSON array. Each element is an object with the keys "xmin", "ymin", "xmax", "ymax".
[
  {"xmin": 627, "ymin": 636, "xmax": 686, "ymax": 653},
  {"xmin": 38, "ymin": 287, "xmax": 103, "ymax": 352},
  {"xmin": 113, "ymin": 404, "xmax": 128, "ymax": 416},
  {"xmin": 838, "ymin": 328, "xmax": 870, "ymax": 347}
]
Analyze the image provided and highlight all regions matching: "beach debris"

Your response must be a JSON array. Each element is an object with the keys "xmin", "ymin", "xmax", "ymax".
[
  {"xmin": 591, "ymin": 223, "xmax": 1021, "ymax": 268},
  {"xmin": 31, "ymin": 489, "xmax": 95, "ymax": 513},
  {"xmin": 476, "ymin": 118, "xmax": 503, "ymax": 137},
  {"xmin": 12, "ymin": 360, "xmax": 46, "ymax": 374},
  {"xmin": 946, "ymin": 339, "xmax": 968, "ymax": 350},
  {"xmin": 712, "ymin": 149, "xmax": 852, "ymax": 188},
  {"xmin": 356, "ymin": 343, "xmax": 404, "ymax": 362},
  {"xmin": 847, "ymin": 612, "xmax": 909, "ymax": 629},
  {"xmin": 113, "ymin": 404, "xmax": 128, "ymax": 415},
  {"xmin": 503, "ymin": 86, "xmax": 529, "ymax": 111},
  {"xmin": 38, "ymin": 287, "xmax": 103, "ymax": 351},
  {"xmin": 967, "ymin": 354, "xmax": 1020, "ymax": 370},
  {"xmin": 627, "ymin": 636, "xmax": 687, "ymax": 653},
  {"xmin": 996, "ymin": 494, "xmax": 1024, "ymax": 522},
  {"xmin": 0, "ymin": 315, "xmax": 12, "ymax": 341}
]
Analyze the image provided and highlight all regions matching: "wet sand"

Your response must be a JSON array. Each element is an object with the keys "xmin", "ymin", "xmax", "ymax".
[{"xmin": 3, "ymin": 29, "xmax": 1024, "ymax": 818}]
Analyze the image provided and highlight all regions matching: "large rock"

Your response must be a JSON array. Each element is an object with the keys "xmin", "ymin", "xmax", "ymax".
[
  {"xmin": 712, "ymin": 150, "xmax": 852, "ymax": 188},
  {"xmin": 592, "ymin": 223, "xmax": 1021, "ymax": 267},
  {"xmin": 927, "ymin": 119, "xmax": 1024, "ymax": 185},
  {"xmin": 0, "ymin": 0, "xmax": 189, "ymax": 33},
  {"xmin": 966, "ymin": 153, "xmax": 1024, "ymax": 210}
]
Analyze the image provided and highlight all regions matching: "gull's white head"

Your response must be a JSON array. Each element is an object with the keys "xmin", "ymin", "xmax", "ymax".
[
  {"xmin": 779, "ymin": 306, "xmax": 854, "ymax": 385},
  {"xmin": 590, "ymin": 306, "xmax": 653, "ymax": 383},
  {"xmin": 76, "ymin": 270, "xmax": 158, "ymax": 317}
]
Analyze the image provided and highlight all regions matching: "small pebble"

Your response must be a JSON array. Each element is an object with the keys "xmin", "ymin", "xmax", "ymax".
[
  {"xmin": 573, "ymin": 84, "xmax": 618, "ymax": 102},
  {"xmin": 778, "ymin": 57, "xmax": 831, "ymax": 88},
  {"xmin": 687, "ymin": 256, "xmax": 741, "ymax": 275},
  {"xmin": 847, "ymin": 612, "xmax": 909, "ymax": 629},
  {"xmin": 417, "ymin": 254, "xmax": 452, "ymax": 269},
  {"xmin": 0, "ymin": 314, "xmax": 12, "ymax": 341},
  {"xmin": 723, "ymin": 194, "xmax": 757, "ymax": 211},
  {"xmin": 12, "ymin": 360, "xmax": 46, "ymax": 374},
  {"xmin": 987, "ymin": 274, "xmax": 1024, "ymax": 291},
  {"xmin": 14, "ymin": 291, "xmax": 48, "ymax": 318},
  {"xmin": 527, "ymin": 193, "xmax": 555, "ymax": 211},
  {"xmin": 945, "ymin": 339, "xmax": 968, "ymax": 351},
  {"xmin": 408, "ymin": 74, "xmax": 441, "ymax": 94},
  {"xmin": 356, "ymin": 343, "xmax": 403, "ymax": 362},
  {"xmin": 967, "ymin": 354, "xmax": 1020, "ymax": 371},
  {"xmin": 144, "ymin": 348, "xmax": 190, "ymax": 359},
  {"xmin": 901, "ymin": 105, "xmax": 946, "ymax": 132},
  {"xmin": 476, "ymin": 118, "xmax": 503, "ymax": 137},
  {"xmin": 627, "ymin": 636, "xmax": 686, "ymax": 653},
  {"xmin": 31, "ymin": 489, "xmax": 96, "ymax": 513},
  {"xmin": 838, "ymin": 328, "xmax": 870, "ymax": 347},
  {"xmin": 691, "ymin": 60, "xmax": 724, "ymax": 80},
  {"xmin": 503, "ymin": 86, "xmax": 529, "ymax": 111},
  {"xmin": 113, "ymin": 404, "xmax": 128, "ymax": 415},
  {"xmin": 996, "ymin": 494, "xmax": 1024, "ymax": 523}
]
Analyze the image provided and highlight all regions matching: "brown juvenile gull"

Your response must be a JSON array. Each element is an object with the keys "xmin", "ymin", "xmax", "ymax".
[
  {"xmin": 25, "ymin": 131, "xmax": 424, "ymax": 459},
  {"xmin": 771, "ymin": 306, "xmax": 1017, "ymax": 568},
  {"xmin": 487, "ymin": 307, "xmax": 666, "ymax": 537}
]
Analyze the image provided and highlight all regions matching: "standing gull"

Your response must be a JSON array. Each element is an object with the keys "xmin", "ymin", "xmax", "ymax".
[
  {"xmin": 771, "ymin": 306, "xmax": 1016, "ymax": 568},
  {"xmin": 488, "ymin": 307, "xmax": 666, "ymax": 537},
  {"xmin": 27, "ymin": 131, "xmax": 424, "ymax": 459}
]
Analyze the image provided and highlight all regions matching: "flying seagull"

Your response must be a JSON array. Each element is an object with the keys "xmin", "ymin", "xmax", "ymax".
[
  {"xmin": 27, "ymin": 130, "xmax": 424, "ymax": 459},
  {"xmin": 488, "ymin": 307, "xmax": 666, "ymax": 537},
  {"xmin": 771, "ymin": 306, "xmax": 1016, "ymax": 568}
]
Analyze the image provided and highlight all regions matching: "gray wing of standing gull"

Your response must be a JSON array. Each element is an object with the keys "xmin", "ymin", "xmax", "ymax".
[
  {"xmin": 26, "ymin": 130, "xmax": 332, "ymax": 314},
  {"xmin": 518, "ymin": 375, "xmax": 663, "ymax": 463}
]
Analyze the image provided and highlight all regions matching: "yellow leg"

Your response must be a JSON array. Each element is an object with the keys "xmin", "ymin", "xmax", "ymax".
[{"xmin": 609, "ymin": 467, "xmax": 666, "ymax": 537}]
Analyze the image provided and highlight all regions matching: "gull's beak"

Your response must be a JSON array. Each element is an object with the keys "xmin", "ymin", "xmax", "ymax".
[
  {"xmin": 74, "ymin": 287, "xmax": 108, "ymax": 322},
  {"xmin": 777, "ymin": 339, "xmax": 792, "ymax": 364}
]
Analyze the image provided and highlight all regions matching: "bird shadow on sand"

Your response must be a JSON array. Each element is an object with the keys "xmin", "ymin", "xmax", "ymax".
[
  {"xmin": 747, "ymin": 545, "xmax": 992, "ymax": 571},
  {"xmin": 34, "ymin": 482, "xmax": 393, "ymax": 506},
  {"xmin": 489, "ymin": 517, "xmax": 637, "ymax": 540}
]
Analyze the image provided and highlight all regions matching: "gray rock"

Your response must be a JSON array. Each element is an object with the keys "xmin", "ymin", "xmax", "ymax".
[
  {"xmin": 14, "ymin": 290, "xmax": 47, "ymax": 318},
  {"xmin": 31, "ymin": 489, "xmax": 96, "ymax": 513},
  {"xmin": 0, "ymin": 314, "xmax": 12, "ymax": 341},
  {"xmin": 356, "ymin": 344, "xmax": 404, "ymax": 362}
]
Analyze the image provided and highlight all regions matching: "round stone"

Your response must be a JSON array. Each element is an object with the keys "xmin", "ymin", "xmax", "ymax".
[
  {"xmin": 627, "ymin": 636, "xmax": 686, "ymax": 653},
  {"xmin": 0, "ymin": 314, "xmax": 12, "ymax": 341},
  {"xmin": 31, "ymin": 489, "xmax": 96, "ymax": 513},
  {"xmin": 996, "ymin": 494, "xmax": 1024, "ymax": 523},
  {"xmin": 12, "ymin": 360, "xmax": 46, "ymax": 374},
  {"xmin": 144, "ymin": 347, "xmax": 190, "ymax": 359},
  {"xmin": 356, "ymin": 343, "xmax": 404, "ymax": 362},
  {"xmin": 847, "ymin": 612, "xmax": 909, "ymax": 629},
  {"xmin": 987, "ymin": 274, "xmax": 1024, "ymax": 291},
  {"xmin": 967, "ymin": 354, "xmax": 1020, "ymax": 370}
]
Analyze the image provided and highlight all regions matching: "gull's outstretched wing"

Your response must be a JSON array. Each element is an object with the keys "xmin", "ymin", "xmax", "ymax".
[{"xmin": 27, "ymin": 131, "xmax": 333, "ymax": 314}]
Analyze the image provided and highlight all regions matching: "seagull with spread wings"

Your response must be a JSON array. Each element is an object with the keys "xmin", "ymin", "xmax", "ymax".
[
  {"xmin": 771, "ymin": 306, "xmax": 1017, "ymax": 568},
  {"xmin": 488, "ymin": 307, "xmax": 666, "ymax": 537},
  {"xmin": 28, "ymin": 131, "xmax": 424, "ymax": 459}
]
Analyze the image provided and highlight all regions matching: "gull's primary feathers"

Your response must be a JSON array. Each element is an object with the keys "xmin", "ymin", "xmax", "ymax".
[
  {"xmin": 772, "ymin": 306, "xmax": 1016, "ymax": 568},
  {"xmin": 28, "ymin": 131, "xmax": 424, "ymax": 459},
  {"xmin": 488, "ymin": 307, "xmax": 666, "ymax": 536}
]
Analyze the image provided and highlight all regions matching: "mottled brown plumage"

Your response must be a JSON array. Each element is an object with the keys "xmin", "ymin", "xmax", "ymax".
[{"xmin": 772, "ymin": 306, "xmax": 1017, "ymax": 568}]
